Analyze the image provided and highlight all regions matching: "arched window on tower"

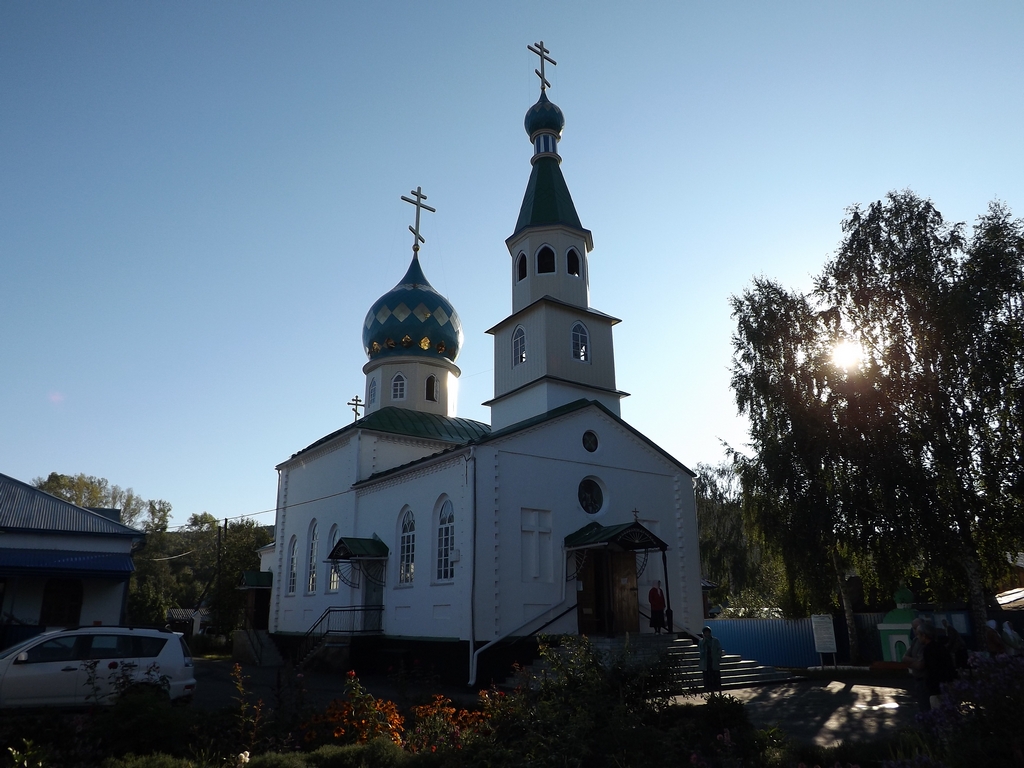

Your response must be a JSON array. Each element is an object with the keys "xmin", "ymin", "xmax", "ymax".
[
  {"xmin": 392, "ymin": 373, "xmax": 406, "ymax": 401},
  {"xmin": 512, "ymin": 326, "xmax": 526, "ymax": 366},
  {"xmin": 517, "ymin": 253, "xmax": 527, "ymax": 282},
  {"xmin": 537, "ymin": 246, "xmax": 555, "ymax": 274},
  {"xmin": 567, "ymin": 248, "xmax": 581, "ymax": 277},
  {"xmin": 368, "ymin": 378, "xmax": 377, "ymax": 405},
  {"xmin": 572, "ymin": 322, "xmax": 590, "ymax": 362},
  {"xmin": 307, "ymin": 522, "xmax": 318, "ymax": 593},
  {"xmin": 425, "ymin": 375, "xmax": 438, "ymax": 402},
  {"xmin": 436, "ymin": 500, "xmax": 455, "ymax": 581}
]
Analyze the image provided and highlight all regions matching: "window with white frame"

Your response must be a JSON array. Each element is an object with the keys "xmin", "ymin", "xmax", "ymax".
[
  {"xmin": 436, "ymin": 500, "xmax": 455, "ymax": 581},
  {"xmin": 287, "ymin": 537, "xmax": 298, "ymax": 594},
  {"xmin": 399, "ymin": 510, "xmax": 415, "ymax": 584},
  {"xmin": 571, "ymin": 322, "xmax": 590, "ymax": 362},
  {"xmin": 368, "ymin": 378, "xmax": 377, "ymax": 405},
  {"xmin": 392, "ymin": 373, "xmax": 406, "ymax": 400},
  {"xmin": 328, "ymin": 526, "xmax": 340, "ymax": 592},
  {"xmin": 307, "ymin": 522, "xmax": 318, "ymax": 593},
  {"xmin": 512, "ymin": 326, "xmax": 526, "ymax": 366}
]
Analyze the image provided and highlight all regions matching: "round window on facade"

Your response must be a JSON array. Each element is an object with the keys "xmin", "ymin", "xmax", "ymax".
[
  {"xmin": 582, "ymin": 430, "xmax": 599, "ymax": 452},
  {"xmin": 578, "ymin": 477, "xmax": 604, "ymax": 515}
]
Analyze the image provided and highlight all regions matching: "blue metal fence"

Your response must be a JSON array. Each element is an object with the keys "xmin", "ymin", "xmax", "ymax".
[{"xmin": 705, "ymin": 618, "xmax": 819, "ymax": 668}]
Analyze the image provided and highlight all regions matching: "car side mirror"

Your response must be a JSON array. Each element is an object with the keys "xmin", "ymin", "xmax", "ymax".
[{"xmin": 13, "ymin": 652, "xmax": 28, "ymax": 664}]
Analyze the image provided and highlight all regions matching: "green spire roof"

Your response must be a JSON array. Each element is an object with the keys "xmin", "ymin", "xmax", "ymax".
[{"xmin": 513, "ymin": 155, "xmax": 584, "ymax": 235}]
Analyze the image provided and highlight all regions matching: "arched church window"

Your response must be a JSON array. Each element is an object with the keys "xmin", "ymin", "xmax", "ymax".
[
  {"xmin": 287, "ymin": 537, "xmax": 298, "ymax": 594},
  {"xmin": 436, "ymin": 500, "xmax": 455, "ymax": 581},
  {"xmin": 567, "ymin": 248, "xmax": 581, "ymax": 277},
  {"xmin": 392, "ymin": 373, "xmax": 406, "ymax": 401},
  {"xmin": 517, "ymin": 253, "xmax": 527, "ymax": 282},
  {"xmin": 572, "ymin": 322, "xmax": 590, "ymax": 362},
  {"xmin": 368, "ymin": 378, "xmax": 377, "ymax": 405},
  {"xmin": 425, "ymin": 375, "xmax": 438, "ymax": 402},
  {"xmin": 307, "ymin": 522, "xmax": 318, "ymax": 593},
  {"xmin": 512, "ymin": 326, "xmax": 526, "ymax": 366},
  {"xmin": 537, "ymin": 246, "xmax": 555, "ymax": 274},
  {"xmin": 328, "ymin": 525, "xmax": 340, "ymax": 592},
  {"xmin": 399, "ymin": 510, "xmax": 415, "ymax": 584},
  {"xmin": 39, "ymin": 578, "xmax": 83, "ymax": 626}
]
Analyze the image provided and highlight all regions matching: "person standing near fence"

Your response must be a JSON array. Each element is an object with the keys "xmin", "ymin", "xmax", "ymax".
[{"xmin": 698, "ymin": 625, "xmax": 723, "ymax": 692}]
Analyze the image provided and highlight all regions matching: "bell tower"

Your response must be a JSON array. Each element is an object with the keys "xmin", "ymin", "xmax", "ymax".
[{"xmin": 485, "ymin": 43, "xmax": 627, "ymax": 430}]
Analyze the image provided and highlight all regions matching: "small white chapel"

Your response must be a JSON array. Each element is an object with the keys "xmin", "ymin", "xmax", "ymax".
[{"xmin": 263, "ymin": 44, "xmax": 702, "ymax": 684}]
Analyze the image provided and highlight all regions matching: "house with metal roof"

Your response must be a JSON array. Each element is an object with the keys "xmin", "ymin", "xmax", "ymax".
[
  {"xmin": 0, "ymin": 472, "xmax": 144, "ymax": 648},
  {"xmin": 261, "ymin": 50, "xmax": 702, "ymax": 685}
]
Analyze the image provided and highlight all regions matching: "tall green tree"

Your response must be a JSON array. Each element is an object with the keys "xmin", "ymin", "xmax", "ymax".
[
  {"xmin": 33, "ymin": 472, "xmax": 168, "ymax": 531},
  {"xmin": 731, "ymin": 192, "xmax": 1024, "ymax": 648},
  {"xmin": 694, "ymin": 461, "xmax": 788, "ymax": 614}
]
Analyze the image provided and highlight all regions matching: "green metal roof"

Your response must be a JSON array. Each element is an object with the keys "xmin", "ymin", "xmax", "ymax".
[
  {"xmin": 327, "ymin": 536, "xmax": 389, "ymax": 560},
  {"xmin": 239, "ymin": 571, "xmax": 273, "ymax": 588},
  {"xmin": 284, "ymin": 407, "xmax": 490, "ymax": 465},
  {"xmin": 564, "ymin": 521, "xmax": 668, "ymax": 551},
  {"xmin": 514, "ymin": 156, "xmax": 586, "ymax": 235}
]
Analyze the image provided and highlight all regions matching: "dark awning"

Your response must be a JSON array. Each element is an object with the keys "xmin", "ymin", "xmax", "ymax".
[
  {"xmin": 326, "ymin": 536, "xmax": 389, "ymax": 561},
  {"xmin": 239, "ymin": 570, "xmax": 273, "ymax": 589},
  {"xmin": 564, "ymin": 521, "xmax": 668, "ymax": 552},
  {"xmin": 0, "ymin": 548, "xmax": 135, "ymax": 579}
]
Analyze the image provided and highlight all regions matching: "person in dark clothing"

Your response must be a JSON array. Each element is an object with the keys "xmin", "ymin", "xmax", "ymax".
[
  {"xmin": 942, "ymin": 619, "xmax": 968, "ymax": 670},
  {"xmin": 648, "ymin": 581, "xmax": 666, "ymax": 634},
  {"xmin": 901, "ymin": 618, "xmax": 930, "ymax": 712},
  {"xmin": 919, "ymin": 622, "xmax": 957, "ymax": 709},
  {"xmin": 698, "ymin": 626, "xmax": 723, "ymax": 692}
]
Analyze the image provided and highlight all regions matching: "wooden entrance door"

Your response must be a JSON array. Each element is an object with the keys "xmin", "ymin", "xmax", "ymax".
[{"xmin": 576, "ymin": 551, "xmax": 639, "ymax": 636}]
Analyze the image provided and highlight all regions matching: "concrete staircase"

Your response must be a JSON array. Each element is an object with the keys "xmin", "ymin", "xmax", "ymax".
[
  {"xmin": 506, "ymin": 634, "xmax": 795, "ymax": 694},
  {"xmin": 661, "ymin": 636, "xmax": 794, "ymax": 692}
]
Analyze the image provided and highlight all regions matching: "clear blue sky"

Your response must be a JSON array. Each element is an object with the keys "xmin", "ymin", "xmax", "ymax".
[{"xmin": 3, "ymin": 2, "xmax": 1022, "ymax": 529}]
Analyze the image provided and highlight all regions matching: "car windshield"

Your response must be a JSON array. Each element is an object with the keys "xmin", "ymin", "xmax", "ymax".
[{"xmin": 0, "ymin": 632, "xmax": 57, "ymax": 660}]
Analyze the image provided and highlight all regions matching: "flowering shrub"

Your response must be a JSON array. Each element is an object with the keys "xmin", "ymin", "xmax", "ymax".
[
  {"xmin": 302, "ymin": 670, "xmax": 404, "ymax": 746},
  {"xmin": 405, "ymin": 694, "xmax": 490, "ymax": 754},
  {"xmin": 905, "ymin": 652, "xmax": 1024, "ymax": 767}
]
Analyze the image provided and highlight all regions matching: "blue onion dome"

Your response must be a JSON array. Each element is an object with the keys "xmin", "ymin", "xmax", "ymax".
[
  {"xmin": 362, "ymin": 255, "xmax": 463, "ymax": 363},
  {"xmin": 524, "ymin": 90, "xmax": 564, "ymax": 139}
]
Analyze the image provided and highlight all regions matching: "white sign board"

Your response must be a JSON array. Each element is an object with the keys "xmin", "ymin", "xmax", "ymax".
[{"xmin": 811, "ymin": 614, "xmax": 838, "ymax": 654}]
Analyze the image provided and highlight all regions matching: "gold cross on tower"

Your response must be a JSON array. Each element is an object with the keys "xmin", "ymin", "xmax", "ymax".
[
  {"xmin": 401, "ymin": 186, "xmax": 436, "ymax": 254},
  {"xmin": 528, "ymin": 40, "xmax": 556, "ymax": 91}
]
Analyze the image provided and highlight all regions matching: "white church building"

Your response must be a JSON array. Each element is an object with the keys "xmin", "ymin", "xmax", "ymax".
[{"xmin": 264, "ymin": 48, "xmax": 702, "ymax": 684}]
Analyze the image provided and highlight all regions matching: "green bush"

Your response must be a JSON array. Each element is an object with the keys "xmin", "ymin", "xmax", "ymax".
[
  {"xmin": 100, "ymin": 755, "xmax": 206, "ymax": 768},
  {"xmin": 248, "ymin": 753, "xmax": 309, "ymax": 768},
  {"xmin": 305, "ymin": 739, "xmax": 407, "ymax": 768}
]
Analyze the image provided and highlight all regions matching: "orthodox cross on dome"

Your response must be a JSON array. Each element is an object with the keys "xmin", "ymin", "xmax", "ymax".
[
  {"xmin": 632, "ymin": 508, "xmax": 640, "ymax": 522},
  {"xmin": 347, "ymin": 395, "xmax": 364, "ymax": 422},
  {"xmin": 528, "ymin": 40, "xmax": 556, "ymax": 91},
  {"xmin": 401, "ymin": 186, "xmax": 436, "ymax": 254}
]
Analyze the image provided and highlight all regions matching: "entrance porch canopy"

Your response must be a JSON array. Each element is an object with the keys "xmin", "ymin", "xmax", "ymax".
[
  {"xmin": 326, "ymin": 536, "xmax": 389, "ymax": 561},
  {"xmin": 564, "ymin": 521, "xmax": 667, "ymax": 552}
]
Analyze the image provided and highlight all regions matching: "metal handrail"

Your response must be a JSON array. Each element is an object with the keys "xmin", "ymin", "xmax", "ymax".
[
  {"xmin": 242, "ymin": 615, "xmax": 264, "ymax": 666},
  {"xmin": 296, "ymin": 605, "xmax": 384, "ymax": 665}
]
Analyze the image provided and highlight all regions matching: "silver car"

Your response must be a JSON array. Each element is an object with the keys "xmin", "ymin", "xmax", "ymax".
[{"xmin": 0, "ymin": 626, "xmax": 196, "ymax": 707}]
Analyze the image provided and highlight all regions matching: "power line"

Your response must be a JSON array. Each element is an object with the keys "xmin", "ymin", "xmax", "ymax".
[{"xmin": 163, "ymin": 488, "xmax": 353, "ymax": 532}]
